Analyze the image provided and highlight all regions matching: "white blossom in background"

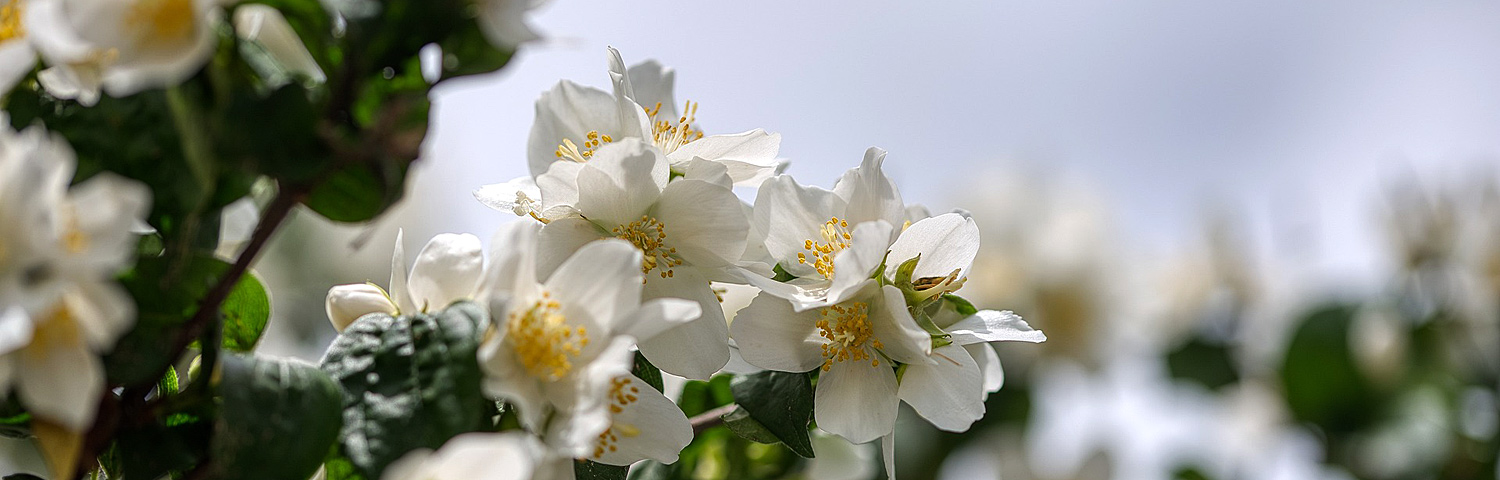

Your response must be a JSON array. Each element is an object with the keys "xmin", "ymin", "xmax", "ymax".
[
  {"xmin": 324, "ymin": 230, "xmax": 484, "ymax": 332},
  {"xmin": 27, "ymin": 0, "xmax": 222, "ymax": 105},
  {"xmin": 478, "ymin": 220, "xmax": 695, "ymax": 462},
  {"xmin": 0, "ymin": 123, "xmax": 149, "ymax": 433},
  {"xmin": 523, "ymin": 139, "xmax": 747, "ymax": 380},
  {"xmin": 474, "ymin": 0, "xmax": 552, "ymax": 50},
  {"xmin": 0, "ymin": 0, "xmax": 37, "ymax": 97},
  {"xmin": 233, "ymin": 4, "xmax": 325, "ymax": 85}
]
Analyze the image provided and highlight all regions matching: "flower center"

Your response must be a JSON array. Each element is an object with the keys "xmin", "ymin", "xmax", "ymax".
[
  {"xmin": 554, "ymin": 131, "xmax": 613, "ymax": 163},
  {"xmin": 645, "ymin": 101, "xmax": 704, "ymax": 154},
  {"xmin": 796, "ymin": 217, "xmax": 851, "ymax": 279},
  {"xmin": 612, "ymin": 215, "xmax": 682, "ymax": 279},
  {"xmin": 816, "ymin": 302, "xmax": 883, "ymax": 371},
  {"xmin": 506, "ymin": 292, "xmax": 588, "ymax": 381},
  {"xmin": 128, "ymin": 0, "xmax": 196, "ymax": 50},
  {"xmin": 24, "ymin": 300, "xmax": 82, "ymax": 363},
  {"xmin": 592, "ymin": 376, "xmax": 642, "ymax": 459},
  {"xmin": 0, "ymin": 0, "xmax": 23, "ymax": 43}
]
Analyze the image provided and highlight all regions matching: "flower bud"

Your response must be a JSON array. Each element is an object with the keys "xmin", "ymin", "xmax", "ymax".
[{"xmin": 326, "ymin": 284, "xmax": 397, "ymax": 332}]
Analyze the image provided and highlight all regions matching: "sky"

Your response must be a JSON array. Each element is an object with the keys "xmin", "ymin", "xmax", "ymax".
[{"xmin": 397, "ymin": 0, "xmax": 1500, "ymax": 297}]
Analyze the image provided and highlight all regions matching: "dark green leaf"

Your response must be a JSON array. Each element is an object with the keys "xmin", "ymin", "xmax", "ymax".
[
  {"xmin": 3, "ymin": 474, "xmax": 45, "ymax": 480},
  {"xmin": 212, "ymin": 353, "xmax": 344, "ymax": 480},
  {"xmin": 221, "ymin": 269, "xmax": 271, "ymax": 352},
  {"xmin": 118, "ymin": 417, "xmax": 211, "ymax": 480},
  {"xmin": 320, "ymin": 302, "xmax": 489, "ymax": 478},
  {"xmin": 303, "ymin": 163, "xmax": 394, "ymax": 223},
  {"xmin": 720, "ymin": 407, "xmax": 781, "ymax": 444},
  {"xmin": 575, "ymin": 459, "xmax": 628, "ymax": 480},
  {"xmin": 1279, "ymin": 304, "xmax": 1379, "ymax": 437},
  {"xmin": 729, "ymin": 371, "xmax": 815, "ymax": 458},
  {"xmin": 632, "ymin": 351, "xmax": 664, "ymax": 393},
  {"xmin": 109, "ymin": 255, "xmax": 233, "ymax": 385},
  {"xmin": 1165, "ymin": 337, "xmax": 1239, "ymax": 391}
]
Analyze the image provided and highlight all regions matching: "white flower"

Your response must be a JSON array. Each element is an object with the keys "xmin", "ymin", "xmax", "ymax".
[
  {"xmin": 475, "ymin": 48, "xmax": 781, "ymax": 213},
  {"xmin": 730, "ymin": 280, "xmax": 932, "ymax": 443},
  {"xmin": 233, "ymin": 4, "xmax": 324, "ymax": 85},
  {"xmin": 527, "ymin": 139, "xmax": 748, "ymax": 379},
  {"xmin": 381, "ymin": 432, "xmax": 543, "ymax": 480},
  {"xmin": 323, "ymin": 230, "xmax": 483, "ymax": 332},
  {"xmin": 0, "ymin": 0, "xmax": 38, "ymax": 98},
  {"xmin": 742, "ymin": 147, "xmax": 909, "ymax": 310},
  {"xmin": 27, "ymin": 0, "xmax": 222, "ymax": 104},
  {"xmin": 0, "ymin": 123, "xmax": 149, "ymax": 433},
  {"xmin": 478, "ymin": 220, "xmax": 695, "ymax": 461}
]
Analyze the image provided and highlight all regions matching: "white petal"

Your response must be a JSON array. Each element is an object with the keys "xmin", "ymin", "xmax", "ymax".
[
  {"xmin": 546, "ymin": 337, "xmax": 633, "ymax": 457},
  {"xmin": 407, "ymin": 233, "xmax": 484, "ymax": 312},
  {"xmin": 0, "ymin": 307, "xmax": 34, "ymax": 355},
  {"xmin": 325, "ymin": 284, "xmax": 397, "ymax": 332},
  {"xmin": 474, "ymin": 0, "xmax": 543, "ymax": 49},
  {"xmin": 478, "ymin": 336, "xmax": 550, "ymax": 432},
  {"xmin": 966, "ymin": 343, "xmax": 1005, "ymax": 396},
  {"xmin": 653, "ymin": 178, "xmax": 748, "ymax": 268},
  {"xmin": 233, "ymin": 4, "xmax": 325, "ymax": 83},
  {"xmin": 881, "ymin": 433, "xmax": 896, "ymax": 480},
  {"xmin": 479, "ymin": 220, "xmax": 543, "ymax": 306},
  {"xmin": 19, "ymin": 338, "xmax": 102, "ymax": 431},
  {"xmin": 63, "ymin": 172, "xmax": 151, "ymax": 272},
  {"xmin": 624, "ymin": 59, "xmax": 676, "ymax": 120},
  {"xmin": 832, "ymin": 147, "xmax": 906, "ymax": 227},
  {"xmin": 885, "ymin": 213, "xmax": 980, "ymax": 281},
  {"xmin": 753, "ymin": 175, "xmax": 845, "ymax": 279},
  {"xmin": 389, "ymin": 230, "xmax": 416, "ymax": 314},
  {"xmin": 870, "ymin": 285, "xmax": 932, "ymax": 365},
  {"xmin": 473, "ymin": 176, "xmax": 542, "ymax": 216},
  {"xmin": 947, "ymin": 310, "xmax": 1046, "ymax": 345},
  {"xmin": 575, "ymin": 140, "xmax": 667, "ymax": 227},
  {"xmin": 526, "ymin": 80, "xmax": 649, "ymax": 177},
  {"xmin": 666, "ymin": 129, "xmax": 783, "ymax": 187},
  {"xmin": 535, "ymin": 161, "xmax": 584, "ymax": 216},
  {"xmin": 898, "ymin": 344, "xmax": 984, "ymax": 432},
  {"xmin": 616, "ymin": 298, "xmax": 700, "ymax": 341},
  {"xmin": 0, "ymin": 41, "xmax": 36, "ymax": 96},
  {"xmin": 677, "ymin": 157, "xmax": 733, "ymax": 189},
  {"xmin": 544, "ymin": 238, "xmax": 644, "ymax": 335},
  {"xmin": 738, "ymin": 270, "xmax": 834, "ymax": 313},
  {"xmin": 591, "ymin": 377, "xmax": 692, "ymax": 465},
  {"xmin": 37, "ymin": 65, "xmax": 101, "ymax": 106},
  {"xmin": 814, "ymin": 357, "xmax": 898, "ymax": 444},
  {"xmin": 728, "ymin": 292, "xmax": 825, "ymax": 373},
  {"xmin": 636, "ymin": 269, "xmax": 730, "ymax": 379},
  {"xmin": 534, "ymin": 217, "xmax": 605, "ymax": 280},
  {"xmin": 826, "ymin": 220, "xmax": 894, "ymax": 303},
  {"xmin": 382, "ymin": 432, "xmax": 538, "ymax": 480}
]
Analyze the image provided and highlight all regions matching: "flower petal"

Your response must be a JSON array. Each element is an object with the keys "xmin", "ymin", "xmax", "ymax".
[
  {"xmin": 947, "ymin": 310, "xmax": 1046, "ymax": 345},
  {"xmin": 616, "ymin": 298, "xmax": 700, "ymax": 342},
  {"xmin": 885, "ymin": 213, "xmax": 979, "ymax": 281},
  {"xmin": 832, "ymin": 147, "xmax": 905, "ymax": 227},
  {"xmin": 575, "ymin": 140, "xmax": 667, "ymax": 227},
  {"xmin": 897, "ymin": 344, "xmax": 983, "ymax": 432},
  {"xmin": 474, "ymin": 176, "xmax": 542, "ymax": 216},
  {"xmin": 826, "ymin": 220, "xmax": 894, "ymax": 303},
  {"xmin": 534, "ymin": 217, "xmax": 605, "ymax": 280},
  {"xmin": 407, "ymin": 233, "xmax": 484, "ymax": 312},
  {"xmin": 753, "ymin": 175, "xmax": 845, "ymax": 279},
  {"xmin": 728, "ymin": 292, "xmax": 825, "ymax": 373},
  {"xmin": 526, "ymin": 79, "xmax": 646, "ymax": 177},
  {"xmin": 326, "ymin": 283, "xmax": 397, "ymax": 332},
  {"xmin": 814, "ymin": 357, "xmax": 898, "ymax": 444},
  {"xmin": 591, "ymin": 376, "xmax": 692, "ymax": 465},
  {"xmin": 389, "ymin": 230, "xmax": 416, "ymax": 314},
  {"xmin": 544, "ymin": 238, "xmax": 645, "ymax": 336},
  {"xmin": 19, "ymin": 337, "xmax": 102, "ymax": 431},
  {"xmin": 665, "ymin": 129, "xmax": 783, "ymax": 187},
  {"xmin": 624, "ymin": 59, "xmax": 676, "ymax": 120},
  {"xmin": 637, "ymin": 269, "xmax": 730, "ymax": 379},
  {"xmin": 653, "ymin": 178, "xmax": 748, "ymax": 268},
  {"xmin": 870, "ymin": 285, "xmax": 932, "ymax": 365},
  {"xmin": 966, "ymin": 343, "xmax": 1005, "ymax": 396}
]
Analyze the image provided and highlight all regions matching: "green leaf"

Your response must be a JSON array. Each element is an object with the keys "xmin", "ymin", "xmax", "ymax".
[
  {"xmin": 632, "ymin": 351, "xmax": 664, "ymax": 393},
  {"xmin": 1279, "ymin": 304, "xmax": 1378, "ymax": 437},
  {"xmin": 212, "ymin": 353, "xmax": 344, "ymax": 480},
  {"xmin": 320, "ymin": 302, "xmax": 489, "ymax": 479},
  {"xmin": 575, "ymin": 459, "xmax": 629, "ymax": 480},
  {"xmin": 0, "ymin": 397, "xmax": 30, "ymax": 439},
  {"xmin": 221, "ymin": 269, "xmax": 271, "ymax": 352},
  {"xmin": 117, "ymin": 417, "xmax": 211, "ymax": 480},
  {"xmin": 1165, "ymin": 337, "xmax": 1239, "ymax": 391},
  {"xmin": 771, "ymin": 264, "xmax": 796, "ymax": 283},
  {"xmin": 729, "ymin": 371, "xmax": 815, "ymax": 458},
  {"xmin": 303, "ymin": 163, "xmax": 397, "ymax": 223},
  {"xmin": 942, "ymin": 294, "xmax": 979, "ymax": 316},
  {"xmin": 322, "ymin": 452, "xmax": 368, "ymax": 480},
  {"xmin": 159, "ymin": 366, "xmax": 181, "ymax": 396},
  {"xmin": 108, "ymin": 255, "xmax": 234, "ymax": 386},
  {"xmin": 720, "ymin": 407, "xmax": 781, "ymax": 445}
]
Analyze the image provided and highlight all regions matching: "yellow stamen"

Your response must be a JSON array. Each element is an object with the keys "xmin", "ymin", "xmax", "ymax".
[
  {"xmin": 796, "ymin": 217, "xmax": 852, "ymax": 279},
  {"xmin": 816, "ymin": 302, "xmax": 882, "ymax": 371},
  {"xmin": 612, "ymin": 215, "xmax": 682, "ymax": 279},
  {"xmin": 128, "ymin": 0, "xmax": 196, "ymax": 49},
  {"xmin": 593, "ymin": 377, "xmax": 643, "ymax": 458},
  {"xmin": 555, "ymin": 131, "xmax": 614, "ymax": 163},
  {"xmin": 506, "ymin": 292, "xmax": 588, "ymax": 381},
  {"xmin": 0, "ymin": 0, "xmax": 24, "ymax": 43},
  {"xmin": 647, "ymin": 100, "xmax": 705, "ymax": 154}
]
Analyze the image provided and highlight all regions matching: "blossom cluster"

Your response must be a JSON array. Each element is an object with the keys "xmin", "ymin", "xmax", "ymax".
[{"xmin": 325, "ymin": 48, "xmax": 1046, "ymax": 479}]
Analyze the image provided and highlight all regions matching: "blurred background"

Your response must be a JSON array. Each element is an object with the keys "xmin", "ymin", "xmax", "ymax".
[{"xmin": 13, "ymin": 1, "xmax": 1500, "ymax": 479}]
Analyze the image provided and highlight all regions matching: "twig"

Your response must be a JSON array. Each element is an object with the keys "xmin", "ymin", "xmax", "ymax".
[{"xmin": 689, "ymin": 404, "xmax": 737, "ymax": 436}]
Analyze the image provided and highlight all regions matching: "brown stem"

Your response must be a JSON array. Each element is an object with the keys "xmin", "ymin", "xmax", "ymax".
[{"xmin": 689, "ymin": 404, "xmax": 737, "ymax": 436}]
